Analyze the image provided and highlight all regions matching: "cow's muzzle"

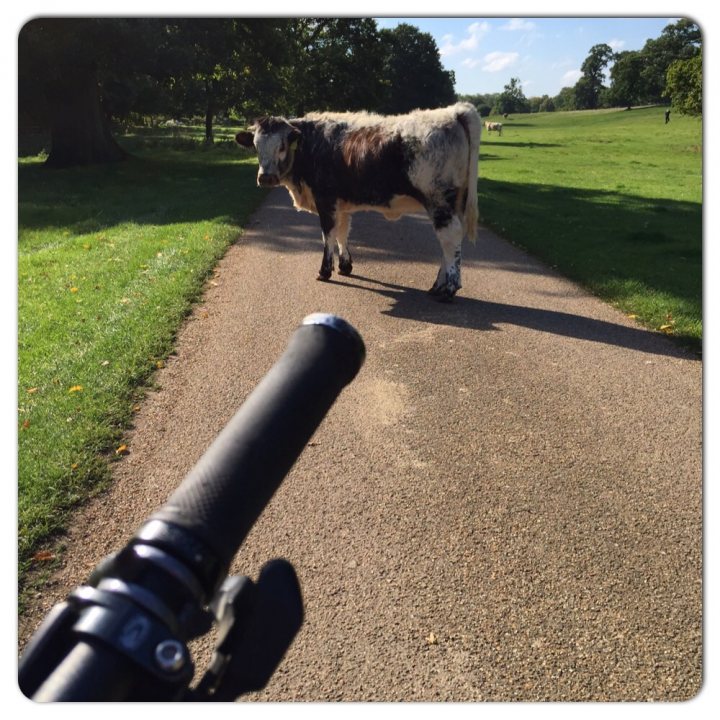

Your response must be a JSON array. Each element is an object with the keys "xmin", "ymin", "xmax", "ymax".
[{"xmin": 258, "ymin": 173, "xmax": 280, "ymax": 187}]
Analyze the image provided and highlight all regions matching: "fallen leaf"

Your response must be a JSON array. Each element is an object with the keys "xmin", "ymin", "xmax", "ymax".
[
  {"xmin": 70, "ymin": 287, "xmax": 79, "ymax": 293},
  {"xmin": 426, "ymin": 632, "xmax": 438, "ymax": 645},
  {"xmin": 155, "ymin": 360, "xmax": 165, "ymax": 369},
  {"xmin": 116, "ymin": 444, "xmax": 129, "ymax": 455},
  {"xmin": 71, "ymin": 463, "xmax": 79, "ymax": 470},
  {"xmin": 659, "ymin": 324, "xmax": 674, "ymax": 334},
  {"xmin": 33, "ymin": 551, "xmax": 55, "ymax": 562},
  {"xmin": 68, "ymin": 385, "xmax": 83, "ymax": 393},
  {"xmin": 27, "ymin": 387, "xmax": 38, "ymax": 394},
  {"xmin": 21, "ymin": 419, "xmax": 30, "ymax": 430},
  {"xmin": 100, "ymin": 360, "xmax": 110, "ymax": 366}
]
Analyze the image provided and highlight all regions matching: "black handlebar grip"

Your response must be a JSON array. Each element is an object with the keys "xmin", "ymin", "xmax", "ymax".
[{"xmin": 147, "ymin": 314, "xmax": 364, "ymax": 589}]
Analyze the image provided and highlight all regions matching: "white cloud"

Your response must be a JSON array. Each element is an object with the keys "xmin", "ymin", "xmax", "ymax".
[
  {"xmin": 440, "ymin": 21, "xmax": 491, "ymax": 56},
  {"xmin": 561, "ymin": 69, "xmax": 583, "ymax": 86},
  {"xmin": 482, "ymin": 51, "xmax": 520, "ymax": 73},
  {"xmin": 501, "ymin": 19, "xmax": 536, "ymax": 32},
  {"xmin": 607, "ymin": 38, "xmax": 626, "ymax": 51}
]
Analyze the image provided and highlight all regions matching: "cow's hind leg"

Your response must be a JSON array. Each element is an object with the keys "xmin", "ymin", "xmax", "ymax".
[
  {"xmin": 336, "ymin": 213, "xmax": 353, "ymax": 276},
  {"xmin": 428, "ymin": 204, "xmax": 464, "ymax": 302}
]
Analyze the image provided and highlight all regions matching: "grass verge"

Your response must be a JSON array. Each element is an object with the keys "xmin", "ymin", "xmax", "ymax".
[
  {"xmin": 18, "ymin": 139, "xmax": 264, "ymax": 580},
  {"xmin": 476, "ymin": 107, "xmax": 702, "ymax": 354}
]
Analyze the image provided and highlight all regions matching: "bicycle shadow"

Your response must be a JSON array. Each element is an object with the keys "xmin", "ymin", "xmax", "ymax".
[{"xmin": 330, "ymin": 274, "xmax": 694, "ymax": 360}]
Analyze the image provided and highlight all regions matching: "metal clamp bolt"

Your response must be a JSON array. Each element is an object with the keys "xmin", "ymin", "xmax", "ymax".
[{"xmin": 155, "ymin": 639, "xmax": 186, "ymax": 673}]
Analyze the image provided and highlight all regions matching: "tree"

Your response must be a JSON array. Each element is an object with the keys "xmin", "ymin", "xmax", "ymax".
[
  {"xmin": 155, "ymin": 19, "xmax": 290, "ymax": 142},
  {"xmin": 277, "ymin": 19, "xmax": 389, "ymax": 116},
  {"xmin": 18, "ymin": 18, "xmax": 141, "ymax": 167},
  {"xmin": 529, "ymin": 95, "xmax": 554, "ymax": 113},
  {"xmin": 665, "ymin": 50, "xmax": 702, "ymax": 116},
  {"xmin": 497, "ymin": 77, "xmax": 529, "ymax": 114},
  {"xmin": 608, "ymin": 50, "xmax": 645, "ymax": 107},
  {"xmin": 539, "ymin": 96, "xmax": 555, "ymax": 112},
  {"xmin": 378, "ymin": 24, "xmax": 456, "ymax": 114},
  {"xmin": 553, "ymin": 86, "xmax": 576, "ymax": 111},
  {"xmin": 639, "ymin": 19, "xmax": 701, "ymax": 103},
  {"xmin": 575, "ymin": 43, "xmax": 613, "ymax": 109}
]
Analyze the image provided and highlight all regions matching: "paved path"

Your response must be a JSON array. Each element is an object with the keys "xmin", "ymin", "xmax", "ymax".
[{"xmin": 20, "ymin": 188, "xmax": 702, "ymax": 701}]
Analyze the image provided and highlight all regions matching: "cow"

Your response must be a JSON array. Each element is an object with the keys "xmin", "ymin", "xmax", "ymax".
[
  {"xmin": 235, "ymin": 103, "xmax": 481, "ymax": 301},
  {"xmin": 484, "ymin": 121, "xmax": 503, "ymax": 136}
]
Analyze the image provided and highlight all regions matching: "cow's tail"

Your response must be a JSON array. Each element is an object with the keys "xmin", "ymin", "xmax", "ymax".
[{"xmin": 457, "ymin": 103, "xmax": 480, "ymax": 244}]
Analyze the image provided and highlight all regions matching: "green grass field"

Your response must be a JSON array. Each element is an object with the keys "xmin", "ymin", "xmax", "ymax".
[
  {"xmin": 476, "ymin": 107, "xmax": 702, "ymax": 351},
  {"xmin": 18, "ymin": 134, "xmax": 265, "ymax": 576},
  {"xmin": 17, "ymin": 109, "xmax": 702, "ymax": 583}
]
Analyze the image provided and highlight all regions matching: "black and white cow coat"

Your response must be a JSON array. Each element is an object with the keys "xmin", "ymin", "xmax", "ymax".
[{"xmin": 236, "ymin": 103, "xmax": 481, "ymax": 300}]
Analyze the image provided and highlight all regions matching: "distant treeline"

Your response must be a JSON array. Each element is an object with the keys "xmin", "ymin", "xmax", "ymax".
[
  {"xmin": 459, "ymin": 19, "xmax": 701, "ymax": 116},
  {"xmin": 18, "ymin": 18, "xmax": 701, "ymax": 168}
]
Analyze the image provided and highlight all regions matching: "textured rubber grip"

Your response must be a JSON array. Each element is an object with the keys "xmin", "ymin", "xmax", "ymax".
[
  {"xmin": 149, "ymin": 315, "xmax": 364, "ymax": 582},
  {"xmin": 32, "ymin": 641, "xmax": 136, "ymax": 701}
]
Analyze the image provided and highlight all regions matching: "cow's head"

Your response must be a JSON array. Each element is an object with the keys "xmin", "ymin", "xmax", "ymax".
[{"xmin": 236, "ymin": 117, "xmax": 301, "ymax": 187}]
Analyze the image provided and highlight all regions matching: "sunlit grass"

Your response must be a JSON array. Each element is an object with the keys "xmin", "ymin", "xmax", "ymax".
[
  {"xmin": 18, "ymin": 140, "xmax": 264, "ymax": 574},
  {"xmin": 477, "ymin": 107, "xmax": 702, "ymax": 352}
]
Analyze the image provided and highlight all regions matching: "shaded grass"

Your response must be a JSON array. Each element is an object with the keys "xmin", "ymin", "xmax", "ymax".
[
  {"xmin": 18, "ymin": 141, "xmax": 265, "ymax": 576},
  {"xmin": 477, "ymin": 107, "xmax": 702, "ymax": 353}
]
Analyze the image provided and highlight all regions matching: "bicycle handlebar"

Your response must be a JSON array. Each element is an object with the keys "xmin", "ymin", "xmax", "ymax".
[
  {"xmin": 150, "ymin": 313, "xmax": 365, "ymax": 595},
  {"xmin": 19, "ymin": 313, "xmax": 365, "ymax": 702}
]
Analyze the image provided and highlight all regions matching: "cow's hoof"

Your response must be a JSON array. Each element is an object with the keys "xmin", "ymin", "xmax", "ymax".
[
  {"xmin": 338, "ymin": 259, "xmax": 353, "ymax": 276},
  {"xmin": 317, "ymin": 272, "xmax": 332, "ymax": 281},
  {"xmin": 428, "ymin": 285, "xmax": 456, "ymax": 302}
]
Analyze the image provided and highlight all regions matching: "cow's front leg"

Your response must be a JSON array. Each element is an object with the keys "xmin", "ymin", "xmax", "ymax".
[
  {"xmin": 336, "ymin": 212, "xmax": 353, "ymax": 276},
  {"xmin": 429, "ymin": 210, "xmax": 463, "ymax": 302},
  {"xmin": 318, "ymin": 234, "xmax": 334, "ymax": 280},
  {"xmin": 317, "ymin": 209, "xmax": 336, "ymax": 281}
]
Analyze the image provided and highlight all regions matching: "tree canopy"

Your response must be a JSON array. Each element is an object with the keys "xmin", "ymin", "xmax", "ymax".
[
  {"xmin": 497, "ymin": 78, "xmax": 529, "ymax": 114},
  {"xmin": 19, "ymin": 17, "xmax": 458, "ymax": 167},
  {"xmin": 665, "ymin": 50, "xmax": 702, "ymax": 116}
]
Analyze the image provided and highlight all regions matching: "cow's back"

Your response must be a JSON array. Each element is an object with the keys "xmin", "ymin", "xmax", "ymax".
[{"xmin": 308, "ymin": 104, "xmax": 478, "ymax": 195}]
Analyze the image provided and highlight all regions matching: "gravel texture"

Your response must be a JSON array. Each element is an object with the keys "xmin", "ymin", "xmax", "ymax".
[{"xmin": 19, "ymin": 188, "xmax": 702, "ymax": 702}]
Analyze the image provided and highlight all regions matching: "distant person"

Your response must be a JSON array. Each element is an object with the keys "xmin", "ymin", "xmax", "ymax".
[{"xmin": 665, "ymin": 109, "xmax": 671, "ymax": 124}]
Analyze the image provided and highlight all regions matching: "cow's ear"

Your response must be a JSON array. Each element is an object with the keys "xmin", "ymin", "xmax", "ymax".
[
  {"xmin": 235, "ymin": 131, "xmax": 255, "ymax": 148},
  {"xmin": 288, "ymin": 127, "xmax": 302, "ymax": 150}
]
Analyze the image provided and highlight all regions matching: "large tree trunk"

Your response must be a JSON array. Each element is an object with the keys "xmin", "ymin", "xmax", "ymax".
[{"xmin": 44, "ymin": 64, "xmax": 126, "ymax": 168}]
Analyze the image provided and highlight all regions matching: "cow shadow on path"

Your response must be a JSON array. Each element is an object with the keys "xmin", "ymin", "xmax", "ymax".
[
  {"xmin": 330, "ymin": 274, "xmax": 694, "ymax": 360},
  {"xmin": 250, "ymin": 190, "xmax": 696, "ymax": 360}
]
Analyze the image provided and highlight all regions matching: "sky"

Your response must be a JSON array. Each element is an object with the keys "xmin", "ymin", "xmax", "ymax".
[{"xmin": 375, "ymin": 17, "xmax": 681, "ymax": 98}]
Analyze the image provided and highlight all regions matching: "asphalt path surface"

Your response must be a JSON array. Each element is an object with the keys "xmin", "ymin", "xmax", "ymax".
[{"xmin": 19, "ymin": 188, "xmax": 702, "ymax": 702}]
